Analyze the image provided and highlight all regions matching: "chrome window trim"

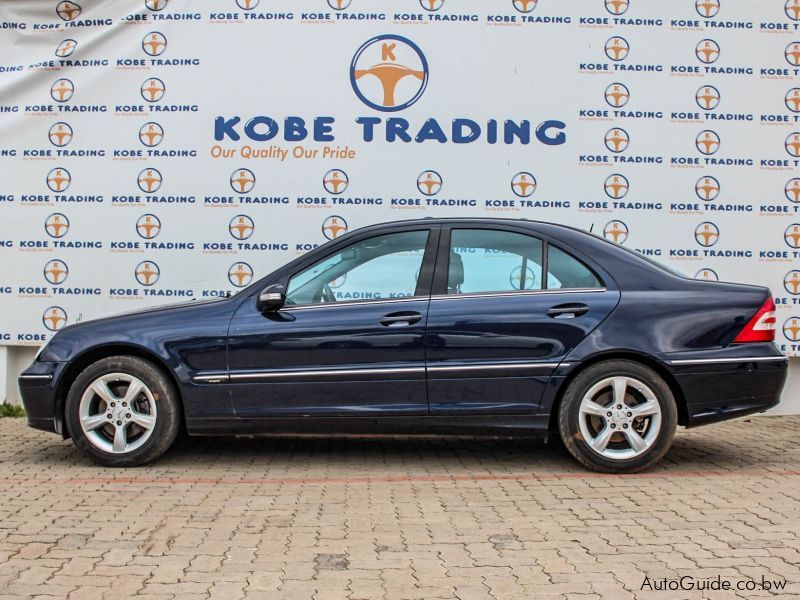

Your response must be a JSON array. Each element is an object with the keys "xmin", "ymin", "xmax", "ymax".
[
  {"xmin": 430, "ymin": 288, "xmax": 606, "ymax": 302},
  {"xmin": 282, "ymin": 296, "xmax": 425, "ymax": 312},
  {"xmin": 18, "ymin": 374, "xmax": 53, "ymax": 381},
  {"xmin": 668, "ymin": 356, "xmax": 788, "ymax": 365}
]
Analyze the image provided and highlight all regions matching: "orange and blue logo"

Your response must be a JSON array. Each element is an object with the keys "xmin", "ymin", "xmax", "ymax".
[
  {"xmin": 695, "ymin": 176, "xmax": 720, "ymax": 201},
  {"xmin": 605, "ymin": 37, "xmax": 630, "ymax": 61},
  {"xmin": 511, "ymin": 172, "xmax": 537, "ymax": 198},
  {"xmin": 228, "ymin": 262, "xmax": 254, "ymax": 287},
  {"xmin": 695, "ymin": 0, "xmax": 720, "ymax": 18},
  {"xmin": 786, "ymin": 42, "xmax": 800, "ymax": 67},
  {"xmin": 509, "ymin": 265, "xmax": 537, "ymax": 290},
  {"xmin": 785, "ymin": 223, "xmax": 800, "ymax": 248},
  {"xmin": 784, "ymin": 270, "xmax": 800, "ymax": 295},
  {"xmin": 135, "ymin": 261, "xmax": 160, "ymax": 286},
  {"xmin": 142, "ymin": 32, "xmax": 167, "ymax": 57},
  {"xmin": 145, "ymin": 0, "xmax": 168, "ymax": 11},
  {"xmin": 136, "ymin": 214, "xmax": 161, "ymax": 239},
  {"xmin": 141, "ymin": 78, "xmax": 166, "ymax": 102},
  {"xmin": 45, "ymin": 213, "xmax": 70, "ymax": 239},
  {"xmin": 51, "ymin": 79, "xmax": 74, "ymax": 103},
  {"xmin": 605, "ymin": 83, "xmax": 630, "ymax": 108},
  {"xmin": 55, "ymin": 39, "xmax": 77, "ymax": 58},
  {"xmin": 327, "ymin": 0, "xmax": 350, "ymax": 9},
  {"xmin": 139, "ymin": 122, "xmax": 164, "ymax": 147},
  {"xmin": 605, "ymin": 0, "xmax": 629, "ymax": 16},
  {"xmin": 323, "ymin": 169, "xmax": 349, "ymax": 194},
  {"xmin": 603, "ymin": 220, "xmax": 629, "ymax": 244},
  {"xmin": 420, "ymin": 0, "xmax": 444, "ymax": 11},
  {"xmin": 696, "ymin": 130, "xmax": 720, "ymax": 155},
  {"xmin": 604, "ymin": 174, "xmax": 629, "ymax": 199},
  {"xmin": 785, "ymin": 132, "xmax": 800, "ymax": 158},
  {"xmin": 786, "ymin": 88, "xmax": 800, "ymax": 114},
  {"xmin": 237, "ymin": 0, "xmax": 261, "ymax": 9},
  {"xmin": 46, "ymin": 167, "xmax": 71, "ymax": 192},
  {"xmin": 229, "ymin": 215, "xmax": 255, "ymax": 240},
  {"xmin": 784, "ymin": 317, "xmax": 800, "ymax": 342},
  {"xmin": 512, "ymin": 0, "xmax": 538, "ymax": 13},
  {"xmin": 43, "ymin": 259, "xmax": 69, "ymax": 285},
  {"xmin": 230, "ymin": 168, "xmax": 256, "ymax": 194},
  {"xmin": 786, "ymin": 178, "xmax": 800, "ymax": 204},
  {"xmin": 322, "ymin": 216, "xmax": 348, "ymax": 240},
  {"xmin": 696, "ymin": 85, "xmax": 720, "ymax": 110},
  {"xmin": 787, "ymin": 0, "xmax": 800, "ymax": 21},
  {"xmin": 350, "ymin": 35, "xmax": 429, "ymax": 112},
  {"xmin": 605, "ymin": 128, "xmax": 630, "ymax": 153},
  {"xmin": 56, "ymin": 1, "xmax": 81, "ymax": 21},
  {"xmin": 42, "ymin": 307, "xmax": 67, "ymax": 332},
  {"xmin": 48, "ymin": 122, "xmax": 73, "ymax": 147},
  {"xmin": 137, "ymin": 168, "xmax": 162, "ymax": 193},
  {"xmin": 695, "ymin": 222, "xmax": 719, "ymax": 247},
  {"xmin": 696, "ymin": 39, "xmax": 720, "ymax": 64},
  {"xmin": 417, "ymin": 170, "xmax": 443, "ymax": 196},
  {"xmin": 695, "ymin": 268, "xmax": 719, "ymax": 281}
]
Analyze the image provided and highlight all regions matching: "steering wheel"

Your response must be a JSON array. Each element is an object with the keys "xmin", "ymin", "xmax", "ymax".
[{"xmin": 321, "ymin": 284, "xmax": 337, "ymax": 303}]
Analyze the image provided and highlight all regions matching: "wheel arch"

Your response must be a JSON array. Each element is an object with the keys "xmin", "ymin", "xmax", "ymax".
[
  {"xmin": 548, "ymin": 351, "xmax": 689, "ymax": 433},
  {"xmin": 54, "ymin": 343, "xmax": 183, "ymax": 438}
]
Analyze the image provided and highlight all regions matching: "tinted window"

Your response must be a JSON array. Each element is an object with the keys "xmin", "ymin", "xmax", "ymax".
[
  {"xmin": 286, "ymin": 230, "xmax": 429, "ymax": 305},
  {"xmin": 448, "ymin": 229, "xmax": 543, "ymax": 294},
  {"xmin": 547, "ymin": 245, "xmax": 602, "ymax": 289}
]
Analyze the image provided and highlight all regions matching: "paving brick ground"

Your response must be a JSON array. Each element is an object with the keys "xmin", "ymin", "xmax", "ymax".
[{"xmin": 0, "ymin": 416, "xmax": 798, "ymax": 599}]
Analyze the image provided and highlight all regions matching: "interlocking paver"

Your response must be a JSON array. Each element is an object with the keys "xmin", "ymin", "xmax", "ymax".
[{"xmin": 0, "ymin": 416, "xmax": 798, "ymax": 598}]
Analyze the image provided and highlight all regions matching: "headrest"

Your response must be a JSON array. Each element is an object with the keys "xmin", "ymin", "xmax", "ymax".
[{"xmin": 448, "ymin": 252, "xmax": 464, "ymax": 292}]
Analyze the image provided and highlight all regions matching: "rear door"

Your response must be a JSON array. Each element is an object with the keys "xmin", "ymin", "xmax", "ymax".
[{"xmin": 425, "ymin": 226, "xmax": 619, "ymax": 414}]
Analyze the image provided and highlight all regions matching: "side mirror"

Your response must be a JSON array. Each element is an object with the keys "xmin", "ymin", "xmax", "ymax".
[{"xmin": 257, "ymin": 284, "xmax": 286, "ymax": 312}]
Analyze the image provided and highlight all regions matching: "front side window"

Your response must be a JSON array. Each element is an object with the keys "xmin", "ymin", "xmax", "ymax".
[
  {"xmin": 448, "ymin": 229, "xmax": 544, "ymax": 294},
  {"xmin": 286, "ymin": 230, "xmax": 429, "ymax": 306}
]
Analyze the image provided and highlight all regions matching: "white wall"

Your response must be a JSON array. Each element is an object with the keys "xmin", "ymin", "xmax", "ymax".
[{"xmin": 3, "ymin": 345, "xmax": 798, "ymax": 414}]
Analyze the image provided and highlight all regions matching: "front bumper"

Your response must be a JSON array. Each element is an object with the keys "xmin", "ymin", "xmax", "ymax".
[
  {"xmin": 668, "ymin": 355, "xmax": 788, "ymax": 427},
  {"xmin": 18, "ymin": 361, "xmax": 68, "ymax": 435}
]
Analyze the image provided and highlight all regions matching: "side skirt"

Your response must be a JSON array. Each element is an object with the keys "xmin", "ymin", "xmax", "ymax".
[{"xmin": 185, "ymin": 415, "xmax": 551, "ymax": 438}]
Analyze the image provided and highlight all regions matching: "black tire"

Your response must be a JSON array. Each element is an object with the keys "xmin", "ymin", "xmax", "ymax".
[
  {"xmin": 558, "ymin": 360, "xmax": 677, "ymax": 474},
  {"xmin": 65, "ymin": 356, "xmax": 181, "ymax": 467}
]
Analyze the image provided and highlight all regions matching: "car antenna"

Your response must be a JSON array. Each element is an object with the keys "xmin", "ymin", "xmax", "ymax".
[{"xmin": 589, "ymin": 224, "xmax": 595, "ymax": 233}]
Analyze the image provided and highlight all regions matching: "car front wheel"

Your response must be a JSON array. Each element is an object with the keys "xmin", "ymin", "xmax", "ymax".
[
  {"xmin": 558, "ymin": 360, "xmax": 678, "ymax": 473},
  {"xmin": 65, "ymin": 356, "xmax": 180, "ymax": 467}
]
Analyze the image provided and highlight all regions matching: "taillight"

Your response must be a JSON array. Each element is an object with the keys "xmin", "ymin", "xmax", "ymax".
[{"xmin": 733, "ymin": 296, "xmax": 776, "ymax": 343}]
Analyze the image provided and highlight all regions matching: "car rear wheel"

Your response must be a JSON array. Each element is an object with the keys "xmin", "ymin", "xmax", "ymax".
[
  {"xmin": 65, "ymin": 356, "xmax": 180, "ymax": 467},
  {"xmin": 558, "ymin": 360, "xmax": 677, "ymax": 473}
]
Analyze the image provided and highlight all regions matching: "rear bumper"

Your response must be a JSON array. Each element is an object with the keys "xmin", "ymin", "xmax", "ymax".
[
  {"xmin": 667, "ymin": 353, "xmax": 788, "ymax": 427},
  {"xmin": 18, "ymin": 361, "xmax": 67, "ymax": 435}
]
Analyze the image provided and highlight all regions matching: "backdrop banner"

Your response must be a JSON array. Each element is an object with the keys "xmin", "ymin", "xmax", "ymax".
[{"xmin": 0, "ymin": 0, "xmax": 799, "ymax": 355}]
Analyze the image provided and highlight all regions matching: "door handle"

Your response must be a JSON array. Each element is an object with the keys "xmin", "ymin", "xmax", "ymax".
[
  {"xmin": 379, "ymin": 311, "xmax": 422, "ymax": 327},
  {"xmin": 546, "ymin": 303, "xmax": 589, "ymax": 318}
]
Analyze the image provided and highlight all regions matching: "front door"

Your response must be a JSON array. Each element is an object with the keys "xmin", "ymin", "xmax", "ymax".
[
  {"xmin": 227, "ymin": 228, "xmax": 437, "ymax": 417},
  {"xmin": 426, "ymin": 227, "xmax": 620, "ymax": 414}
]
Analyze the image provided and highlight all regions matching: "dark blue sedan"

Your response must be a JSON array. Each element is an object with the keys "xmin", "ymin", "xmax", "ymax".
[{"xmin": 19, "ymin": 219, "xmax": 788, "ymax": 472}]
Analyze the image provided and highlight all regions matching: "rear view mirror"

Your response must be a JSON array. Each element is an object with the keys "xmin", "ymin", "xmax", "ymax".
[{"xmin": 257, "ymin": 284, "xmax": 286, "ymax": 312}]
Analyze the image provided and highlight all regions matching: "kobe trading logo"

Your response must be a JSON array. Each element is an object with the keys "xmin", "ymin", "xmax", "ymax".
[
  {"xmin": 511, "ymin": 172, "xmax": 537, "ymax": 198},
  {"xmin": 51, "ymin": 78, "xmax": 74, "ymax": 102},
  {"xmin": 46, "ymin": 167, "xmax": 71, "ymax": 192},
  {"xmin": 135, "ymin": 261, "xmax": 160, "ymax": 286},
  {"xmin": 139, "ymin": 122, "xmax": 164, "ymax": 147},
  {"xmin": 322, "ymin": 216, "xmax": 348, "ymax": 240},
  {"xmin": 420, "ymin": 0, "xmax": 445, "ymax": 10},
  {"xmin": 42, "ymin": 307, "xmax": 67, "ymax": 332},
  {"xmin": 350, "ymin": 35, "xmax": 429, "ymax": 112},
  {"xmin": 695, "ymin": 176, "xmax": 720, "ymax": 201},
  {"xmin": 605, "ymin": 83, "xmax": 629, "ymax": 108},
  {"xmin": 56, "ymin": 1, "xmax": 81, "ymax": 21},
  {"xmin": 137, "ymin": 168, "xmax": 162, "ymax": 193},
  {"xmin": 48, "ymin": 123, "xmax": 73, "ymax": 147},
  {"xmin": 417, "ymin": 170, "xmax": 442, "ymax": 196},
  {"xmin": 695, "ymin": 268, "xmax": 718, "ymax": 281},
  {"xmin": 603, "ymin": 220, "xmax": 628, "ymax": 244},
  {"xmin": 44, "ymin": 259, "xmax": 69, "ymax": 285},
  {"xmin": 142, "ymin": 32, "xmax": 167, "ymax": 57},
  {"xmin": 604, "ymin": 174, "xmax": 629, "ymax": 200},
  {"xmin": 230, "ymin": 168, "xmax": 256, "ymax": 194},
  {"xmin": 695, "ymin": 222, "xmax": 720, "ymax": 247},
  {"xmin": 323, "ymin": 169, "xmax": 349, "ymax": 194},
  {"xmin": 512, "ymin": 0, "xmax": 538, "ymax": 13},
  {"xmin": 784, "ymin": 270, "xmax": 800, "ymax": 295},
  {"xmin": 696, "ymin": 0, "xmax": 720, "ymax": 18},
  {"xmin": 45, "ymin": 213, "xmax": 70, "ymax": 238},
  {"xmin": 228, "ymin": 262, "xmax": 254, "ymax": 287},
  {"xmin": 229, "ymin": 215, "xmax": 255, "ymax": 241},
  {"xmin": 136, "ymin": 214, "xmax": 161, "ymax": 239},
  {"xmin": 784, "ymin": 317, "xmax": 800, "ymax": 343},
  {"xmin": 605, "ymin": 0, "xmax": 629, "ymax": 15},
  {"xmin": 785, "ymin": 223, "xmax": 800, "ymax": 249}
]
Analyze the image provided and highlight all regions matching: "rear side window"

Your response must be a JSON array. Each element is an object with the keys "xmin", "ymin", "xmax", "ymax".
[
  {"xmin": 448, "ymin": 229, "xmax": 544, "ymax": 294},
  {"xmin": 547, "ymin": 245, "xmax": 602, "ymax": 289}
]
